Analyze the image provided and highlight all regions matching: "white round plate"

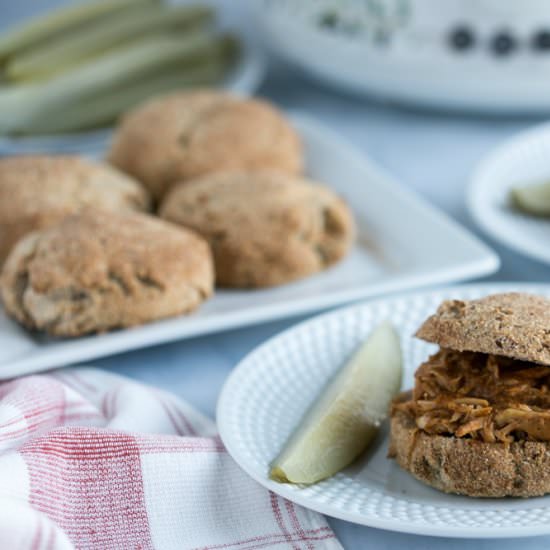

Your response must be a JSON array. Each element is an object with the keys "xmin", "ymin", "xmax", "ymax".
[
  {"xmin": 251, "ymin": 1, "xmax": 550, "ymax": 114},
  {"xmin": 218, "ymin": 283, "xmax": 550, "ymax": 539},
  {"xmin": 0, "ymin": 36, "xmax": 266, "ymax": 156},
  {"xmin": 468, "ymin": 122, "xmax": 550, "ymax": 265}
]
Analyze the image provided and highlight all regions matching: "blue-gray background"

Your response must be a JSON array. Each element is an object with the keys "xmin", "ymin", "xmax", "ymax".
[{"xmin": 1, "ymin": 1, "xmax": 549, "ymax": 548}]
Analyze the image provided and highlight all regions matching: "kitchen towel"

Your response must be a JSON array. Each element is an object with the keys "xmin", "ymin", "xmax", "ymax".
[{"xmin": 0, "ymin": 367, "xmax": 340, "ymax": 550}]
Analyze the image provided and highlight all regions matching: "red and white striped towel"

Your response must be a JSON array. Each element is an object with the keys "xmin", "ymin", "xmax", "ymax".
[{"xmin": 0, "ymin": 368, "xmax": 340, "ymax": 550}]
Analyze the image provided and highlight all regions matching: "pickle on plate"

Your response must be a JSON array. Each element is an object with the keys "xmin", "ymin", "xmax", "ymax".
[
  {"xmin": 270, "ymin": 322, "xmax": 403, "ymax": 485},
  {"xmin": 510, "ymin": 180, "xmax": 550, "ymax": 217}
]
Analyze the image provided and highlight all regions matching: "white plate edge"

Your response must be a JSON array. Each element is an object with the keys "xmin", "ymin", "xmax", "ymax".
[{"xmin": 467, "ymin": 120, "xmax": 550, "ymax": 265}]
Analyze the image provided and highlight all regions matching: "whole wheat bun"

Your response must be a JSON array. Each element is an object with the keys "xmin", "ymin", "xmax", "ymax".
[
  {"xmin": 108, "ymin": 91, "xmax": 303, "ymax": 201},
  {"xmin": 0, "ymin": 155, "xmax": 150, "ymax": 266},
  {"xmin": 159, "ymin": 171, "xmax": 354, "ymax": 288},
  {"xmin": 0, "ymin": 210, "xmax": 213, "ymax": 337},
  {"xmin": 389, "ymin": 408, "xmax": 550, "ymax": 497},
  {"xmin": 415, "ymin": 292, "xmax": 550, "ymax": 366}
]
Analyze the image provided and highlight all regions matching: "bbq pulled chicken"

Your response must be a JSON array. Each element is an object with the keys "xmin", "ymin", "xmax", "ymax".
[{"xmin": 393, "ymin": 349, "xmax": 550, "ymax": 443}]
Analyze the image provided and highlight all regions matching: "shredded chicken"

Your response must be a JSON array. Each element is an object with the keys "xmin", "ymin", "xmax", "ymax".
[{"xmin": 393, "ymin": 349, "xmax": 550, "ymax": 443}]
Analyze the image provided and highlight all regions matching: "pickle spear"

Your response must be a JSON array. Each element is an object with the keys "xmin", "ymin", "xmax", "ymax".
[
  {"xmin": 25, "ymin": 60, "xmax": 230, "ymax": 134},
  {"xmin": 0, "ymin": 0, "xmax": 155, "ymax": 63},
  {"xmin": 6, "ymin": 4, "xmax": 213, "ymax": 82},
  {"xmin": 270, "ymin": 322, "xmax": 402, "ymax": 485},
  {"xmin": 510, "ymin": 181, "xmax": 550, "ymax": 217},
  {"xmin": 0, "ymin": 32, "xmax": 234, "ymax": 134}
]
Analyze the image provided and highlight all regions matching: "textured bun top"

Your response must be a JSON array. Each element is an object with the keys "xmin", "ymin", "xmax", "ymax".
[{"xmin": 415, "ymin": 292, "xmax": 550, "ymax": 365}]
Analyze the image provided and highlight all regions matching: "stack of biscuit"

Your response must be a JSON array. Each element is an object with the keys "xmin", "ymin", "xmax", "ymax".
[{"xmin": 0, "ymin": 90, "xmax": 355, "ymax": 337}]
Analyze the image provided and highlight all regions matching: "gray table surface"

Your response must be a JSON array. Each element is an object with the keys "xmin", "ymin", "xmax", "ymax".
[{"xmin": 4, "ymin": 2, "xmax": 550, "ymax": 548}]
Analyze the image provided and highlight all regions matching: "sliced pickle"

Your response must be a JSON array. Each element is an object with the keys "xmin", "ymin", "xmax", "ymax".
[
  {"xmin": 510, "ymin": 181, "xmax": 550, "ymax": 217},
  {"xmin": 0, "ymin": 32, "xmax": 234, "ymax": 134},
  {"xmin": 6, "ymin": 5, "xmax": 213, "ymax": 82},
  {"xmin": 270, "ymin": 322, "xmax": 402, "ymax": 485},
  {"xmin": 0, "ymin": 0, "xmax": 154, "ymax": 62}
]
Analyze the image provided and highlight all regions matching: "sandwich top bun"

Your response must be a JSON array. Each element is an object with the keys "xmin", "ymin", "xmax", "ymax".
[{"xmin": 415, "ymin": 292, "xmax": 550, "ymax": 365}]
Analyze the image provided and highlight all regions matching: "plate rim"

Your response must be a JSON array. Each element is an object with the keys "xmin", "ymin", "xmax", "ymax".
[
  {"xmin": 217, "ymin": 281, "xmax": 550, "ymax": 539},
  {"xmin": 467, "ymin": 120, "xmax": 550, "ymax": 266}
]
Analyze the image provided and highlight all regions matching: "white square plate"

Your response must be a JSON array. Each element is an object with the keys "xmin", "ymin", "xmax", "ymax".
[{"xmin": 0, "ymin": 113, "xmax": 498, "ymax": 378}]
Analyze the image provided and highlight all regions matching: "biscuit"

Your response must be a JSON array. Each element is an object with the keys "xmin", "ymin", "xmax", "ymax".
[
  {"xmin": 0, "ymin": 210, "xmax": 213, "ymax": 336},
  {"xmin": 389, "ymin": 407, "xmax": 550, "ymax": 497},
  {"xmin": 108, "ymin": 91, "xmax": 303, "ymax": 201},
  {"xmin": 159, "ymin": 171, "xmax": 354, "ymax": 288},
  {"xmin": 0, "ymin": 155, "xmax": 150, "ymax": 266},
  {"xmin": 415, "ymin": 292, "xmax": 550, "ymax": 365}
]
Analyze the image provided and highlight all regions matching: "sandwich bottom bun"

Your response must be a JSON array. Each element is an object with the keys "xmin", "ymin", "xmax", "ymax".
[{"xmin": 389, "ymin": 408, "xmax": 550, "ymax": 498}]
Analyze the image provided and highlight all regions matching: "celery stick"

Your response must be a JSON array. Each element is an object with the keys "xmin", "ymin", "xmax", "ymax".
[
  {"xmin": 0, "ymin": 0, "xmax": 157, "ymax": 62},
  {"xmin": 0, "ymin": 33, "xmax": 237, "ymax": 134},
  {"xmin": 25, "ymin": 63, "xmax": 228, "ymax": 134},
  {"xmin": 7, "ymin": 5, "xmax": 213, "ymax": 82}
]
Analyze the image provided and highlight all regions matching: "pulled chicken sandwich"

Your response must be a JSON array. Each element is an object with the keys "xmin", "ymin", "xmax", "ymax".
[{"xmin": 389, "ymin": 292, "xmax": 550, "ymax": 498}]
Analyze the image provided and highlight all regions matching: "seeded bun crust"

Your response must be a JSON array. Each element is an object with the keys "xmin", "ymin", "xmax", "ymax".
[
  {"xmin": 159, "ymin": 171, "xmax": 354, "ymax": 288},
  {"xmin": 108, "ymin": 91, "xmax": 303, "ymax": 201},
  {"xmin": 0, "ymin": 155, "xmax": 150, "ymax": 266},
  {"xmin": 415, "ymin": 293, "xmax": 550, "ymax": 366},
  {"xmin": 389, "ymin": 408, "xmax": 550, "ymax": 498},
  {"xmin": 0, "ymin": 210, "xmax": 213, "ymax": 337}
]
